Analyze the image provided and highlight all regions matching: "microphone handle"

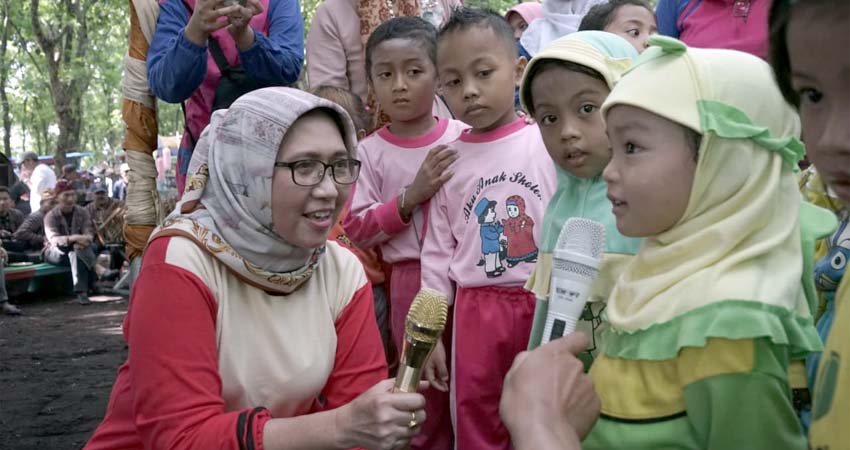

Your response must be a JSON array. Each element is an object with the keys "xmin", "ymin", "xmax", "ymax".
[
  {"xmin": 393, "ymin": 364, "xmax": 422, "ymax": 393},
  {"xmin": 541, "ymin": 261, "xmax": 595, "ymax": 344}
]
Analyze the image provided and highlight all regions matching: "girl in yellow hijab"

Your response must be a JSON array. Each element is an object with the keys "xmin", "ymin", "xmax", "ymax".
[{"xmin": 584, "ymin": 36, "xmax": 831, "ymax": 449}]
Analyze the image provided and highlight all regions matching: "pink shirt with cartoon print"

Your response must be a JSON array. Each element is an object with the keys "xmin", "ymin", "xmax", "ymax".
[
  {"xmin": 344, "ymin": 117, "xmax": 467, "ymax": 264},
  {"xmin": 419, "ymin": 118, "xmax": 557, "ymax": 304}
]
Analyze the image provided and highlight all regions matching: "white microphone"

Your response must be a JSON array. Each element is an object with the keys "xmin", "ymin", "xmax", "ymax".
[{"xmin": 541, "ymin": 217, "xmax": 605, "ymax": 344}]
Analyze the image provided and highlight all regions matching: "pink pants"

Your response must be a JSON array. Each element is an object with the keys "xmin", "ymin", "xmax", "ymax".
[
  {"xmin": 390, "ymin": 260, "xmax": 454, "ymax": 450},
  {"xmin": 452, "ymin": 286, "xmax": 535, "ymax": 450}
]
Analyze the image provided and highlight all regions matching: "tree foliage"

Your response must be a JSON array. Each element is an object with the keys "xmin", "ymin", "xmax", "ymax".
[
  {"xmin": 0, "ymin": 0, "xmax": 528, "ymax": 167},
  {"xmin": 0, "ymin": 0, "xmax": 128, "ymax": 166}
]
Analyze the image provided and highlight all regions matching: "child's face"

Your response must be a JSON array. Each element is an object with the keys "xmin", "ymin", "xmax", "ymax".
[
  {"xmin": 531, "ymin": 66, "xmax": 611, "ymax": 179},
  {"xmin": 507, "ymin": 204, "xmax": 519, "ymax": 217},
  {"xmin": 370, "ymin": 38, "xmax": 439, "ymax": 125},
  {"xmin": 507, "ymin": 13, "xmax": 529, "ymax": 40},
  {"xmin": 787, "ymin": 2, "xmax": 850, "ymax": 206},
  {"xmin": 605, "ymin": 4, "xmax": 657, "ymax": 53},
  {"xmin": 603, "ymin": 105, "xmax": 697, "ymax": 237},
  {"xmin": 438, "ymin": 26, "xmax": 526, "ymax": 132}
]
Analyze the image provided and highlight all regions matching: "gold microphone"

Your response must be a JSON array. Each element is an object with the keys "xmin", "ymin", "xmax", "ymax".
[{"xmin": 393, "ymin": 288, "xmax": 449, "ymax": 393}]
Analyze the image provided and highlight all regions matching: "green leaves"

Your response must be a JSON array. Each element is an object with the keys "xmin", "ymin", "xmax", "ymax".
[{"xmin": 2, "ymin": 0, "xmax": 127, "ymax": 164}]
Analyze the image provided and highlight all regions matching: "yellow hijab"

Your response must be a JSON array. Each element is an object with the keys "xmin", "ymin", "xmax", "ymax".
[{"xmin": 599, "ymin": 37, "xmax": 826, "ymax": 359}]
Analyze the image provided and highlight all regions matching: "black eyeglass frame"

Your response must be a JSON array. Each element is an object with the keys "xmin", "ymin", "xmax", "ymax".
[{"xmin": 273, "ymin": 158, "xmax": 362, "ymax": 186}]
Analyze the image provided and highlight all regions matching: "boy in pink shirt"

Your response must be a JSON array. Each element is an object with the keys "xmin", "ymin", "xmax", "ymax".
[
  {"xmin": 419, "ymin": 8, "xmax": 557, "ymax": 450},
  {"xmin": 342, "ymin": 16, "xmax": 466, "ymax": 450}
]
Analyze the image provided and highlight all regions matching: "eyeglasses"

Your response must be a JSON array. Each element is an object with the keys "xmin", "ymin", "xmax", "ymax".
[{"xmin": 274, "ymin": 158, "xmax": 362, "ymax": 187}]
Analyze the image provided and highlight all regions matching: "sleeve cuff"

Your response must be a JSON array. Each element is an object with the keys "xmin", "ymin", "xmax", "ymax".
[
  {"xmin": 177, "ymin": 29, "xmax": 208, "ymax": 54},
  {"xmin": 238, "ymin": 29, "xmax": 264, "ymax": 58},
  {"xmin": 241, "ymin": 407, "xmax": 271, "ymax": 450},
  {"xmin": 374, "ymin": 196, "xmax": 409, "ymax": 236}
]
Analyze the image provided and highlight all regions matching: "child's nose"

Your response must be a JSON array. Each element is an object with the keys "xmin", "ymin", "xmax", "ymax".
[
  {"xmin": 463, "ymin": 80, "xmax": 479, "ymax": 99},
  {"xmin": 392, "ymin": 74, "xmax": 407, "ymax": 91},
  {"xmin": 602, "ymin": 160, "xmax": 618, "ymax": 183}
]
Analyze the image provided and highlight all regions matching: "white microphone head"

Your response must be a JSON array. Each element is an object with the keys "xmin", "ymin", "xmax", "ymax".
[{"xmin": 555, "ymin": 218, "xmax": 605, "ymax": 262}]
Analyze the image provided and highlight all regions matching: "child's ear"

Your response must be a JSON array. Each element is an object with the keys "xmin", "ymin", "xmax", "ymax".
[
  {"xmin": 515, "ymin": 56, "xmax": 528, "ymax": 87},
  {"xmin": 357, "ymin": 129, "xmax": 367, "ymax": 140}
]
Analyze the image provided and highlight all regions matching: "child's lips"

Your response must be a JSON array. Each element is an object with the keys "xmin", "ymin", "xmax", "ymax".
[
  {"xmin": 563, "ymin": 150, "xmax": 587, "ymax": 169},
  {"xmin": 608, "ymin": 194, "xmax": 627, "ymax": 213},
  {"xmin": 465, "ymin": 104, "xmax": 487, "ymax": 116}
]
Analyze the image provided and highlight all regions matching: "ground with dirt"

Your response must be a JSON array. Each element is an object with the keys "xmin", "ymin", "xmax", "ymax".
[{"xmin": 0, "ymin": 293, "xmax": 128, "ymax": 450}]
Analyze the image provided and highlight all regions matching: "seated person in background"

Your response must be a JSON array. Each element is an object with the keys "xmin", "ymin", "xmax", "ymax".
[
  {"xmin": 86, "ymin": 186, "xmax": 126, "ymax": 279},
  {"xmin": 0, "ymin": 245, "xmax": 22, "ymax": 316},
  {"xmin": 0, "ymin": 186, "xmax": 25, "ymax": 241},
  {"xmin": 44, "ymin": 180, "xmax": 98, "ymax": 305},
  {"xmin": 578, "ymin": 0, "xmax": 657, "ymax": 53},
  {"xmin": 0, "ymin": 186, "xmax": 28, "ymax": 260},
  {"xmin": 13, "ymin": 189, "xmax": 57, "ymax": 253},
  {"xmin": 10, "ymin": 171, "xmax": 31, "ymax": 215},
  {"xmin": 61, "ymin": 163, "xmax": 83, "ymax": 202}
]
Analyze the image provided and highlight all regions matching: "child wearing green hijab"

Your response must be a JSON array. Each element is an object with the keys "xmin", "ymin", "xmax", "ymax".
[
  {"xmin": 520, "ymin": 31, "xmax": 642, "ymax": 354},
  {"xmin": 584, "ymin": 35, "xmax": 830, "ymax": 449}
]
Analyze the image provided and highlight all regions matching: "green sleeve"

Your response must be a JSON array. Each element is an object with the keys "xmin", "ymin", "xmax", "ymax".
[{"xmin": 682, "ymin": 339, "xmax": 808, "ymax": 450}]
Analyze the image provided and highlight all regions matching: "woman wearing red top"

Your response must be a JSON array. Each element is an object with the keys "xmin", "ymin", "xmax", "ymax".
[{"xmin": 84, "ymin": 88, "xmax": 425, "ymax": 450}]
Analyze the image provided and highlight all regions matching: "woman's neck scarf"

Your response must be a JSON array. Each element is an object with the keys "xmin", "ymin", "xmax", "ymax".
[{"xmin": 151, "ymin": 87, "xmax": 358, "ymax": 294}]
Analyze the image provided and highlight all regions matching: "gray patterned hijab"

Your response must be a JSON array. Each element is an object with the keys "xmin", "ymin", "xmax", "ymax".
[{"xmin": 151, "ymin": 87, "xmax": 358, "ymax": 294}]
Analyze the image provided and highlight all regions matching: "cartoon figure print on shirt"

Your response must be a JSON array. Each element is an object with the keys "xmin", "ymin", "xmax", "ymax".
[
  {"xmin": 502, "ymin": 195, "xmax": 538, "ymax": 268},
  {"xmin": 475, "ymin": 197, "xmax": 506, "ymax": 278},
  {"xmin": 815, "ymin": 217, "xmax": 849, "ymax": 303}
]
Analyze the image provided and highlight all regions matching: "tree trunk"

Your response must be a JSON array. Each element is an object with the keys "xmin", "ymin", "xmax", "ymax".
[
  {"xmin": 0, "ymin": 0, "xmax": 11, "ymax": 158},
  {"xmin": 30, "ymin": 0, "xmax": 89, "ymax": 168}
]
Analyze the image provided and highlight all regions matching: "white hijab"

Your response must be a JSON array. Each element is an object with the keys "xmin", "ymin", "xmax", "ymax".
[{"xmin": 520, "ymin": 0, "xmax": 607, "ymax": 56}]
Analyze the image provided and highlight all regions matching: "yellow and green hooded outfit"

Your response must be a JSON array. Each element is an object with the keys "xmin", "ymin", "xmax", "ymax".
[{"xmin": 584, "ymin": 36, "xmax": 833, "ymax": 450}]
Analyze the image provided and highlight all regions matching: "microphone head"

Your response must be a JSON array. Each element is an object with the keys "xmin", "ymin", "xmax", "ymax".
[
  {"xmin": 555, "ymin": 217, "xmax": 605, "ymax": 261},
  {"xmin": 406, "ymin": 288, "xmax": 449, "ymax": 343}
]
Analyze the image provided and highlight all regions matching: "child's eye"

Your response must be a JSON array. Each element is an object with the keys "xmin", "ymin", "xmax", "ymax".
[
  {"xmin": 627, "ymin": 29, "xmax": 640, "ymax": 37},
  {"xmin": 378, "ymin": 72, "xmax": 391, "ymax": 79},
  {"xmin": 478, "ymin": 69, "xmax": 493, "ymax": 78},
  {"xmin": 624, "ymin": 142, "xmax": 641, "ymax": 155},
  {"xmin": 579, "ymin": 104, "xmax": 597, "ymax": 115},
  {"xmin": 540, "ymin": 114, "xmax": 558, "ymax": 125},
  {"xmin": 444, "ymin": 78, "xmax": 460, "ymax": 88},
  {"xmin": 798, "ymin": 88, "xmax": 823, "ymax": 105},
  {"xmin": 408, "ymin": 68, "xmax": 422, "ymax": 76}
]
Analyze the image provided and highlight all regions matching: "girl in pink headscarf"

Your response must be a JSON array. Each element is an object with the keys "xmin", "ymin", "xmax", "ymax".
[{"xmin": 506, "ymin": 2, "xmax": 544, "ymax": 40}]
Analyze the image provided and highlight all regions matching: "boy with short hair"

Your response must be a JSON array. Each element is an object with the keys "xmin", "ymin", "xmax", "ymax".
[{"xmin": 418, "ymin": 8, "xmax": 557, "ymax": 450}]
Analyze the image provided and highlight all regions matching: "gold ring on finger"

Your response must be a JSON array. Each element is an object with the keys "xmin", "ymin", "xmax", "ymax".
[{"xmin": 408, "ymin": 411, "xmax": 418, "ymax": 429}]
